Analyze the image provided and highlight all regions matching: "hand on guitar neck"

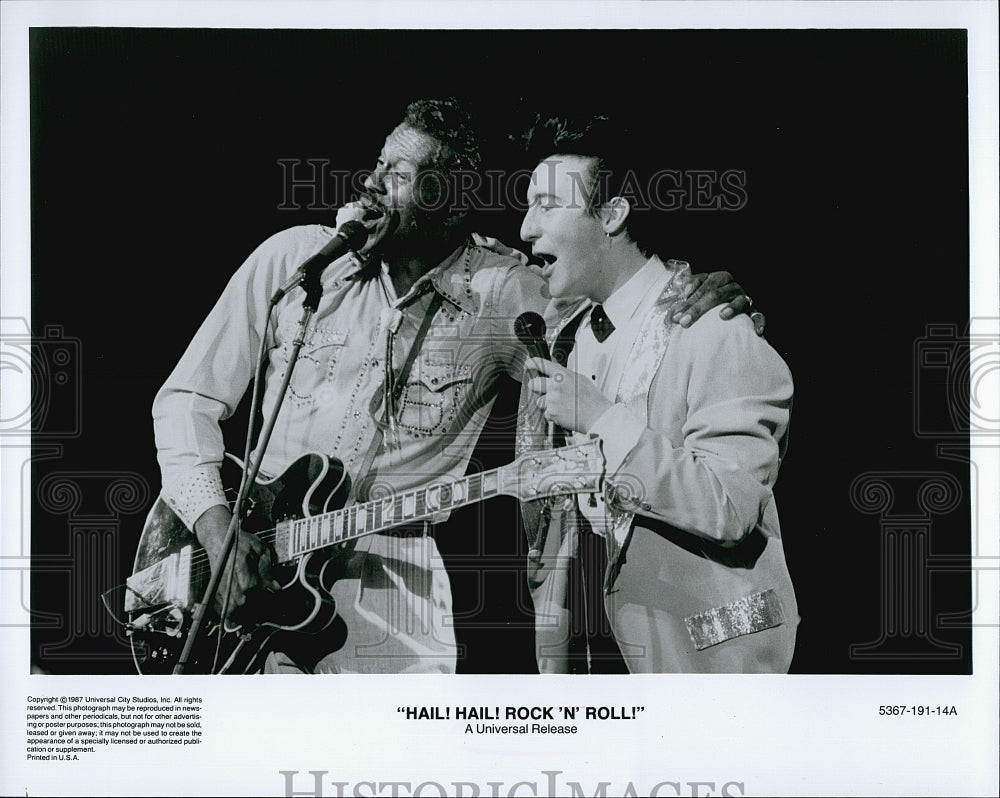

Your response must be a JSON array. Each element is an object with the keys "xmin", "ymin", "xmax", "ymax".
[{"xmin": 194, "ymin": 505, "xmax": 280, "ymax": 620}]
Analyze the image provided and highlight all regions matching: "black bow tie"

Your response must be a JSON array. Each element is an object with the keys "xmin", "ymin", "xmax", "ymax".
[{"xmin": 589, "ymin": 304, "xmax": 616, "ymax": 343}]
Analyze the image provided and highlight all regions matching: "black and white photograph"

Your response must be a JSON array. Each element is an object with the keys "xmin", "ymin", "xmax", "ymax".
[{"xmin": 2, "ymin": 1, "xmax": 997, "ymax": 796}]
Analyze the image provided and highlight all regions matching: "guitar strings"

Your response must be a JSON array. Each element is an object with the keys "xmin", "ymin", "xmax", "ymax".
[
  {"xmin": 185, "ymin": 528, "xmax": 280, "ymax": 582},
  {"xmin": 178, "ymin": 445, "xmax": 598, "ymax": 589}
]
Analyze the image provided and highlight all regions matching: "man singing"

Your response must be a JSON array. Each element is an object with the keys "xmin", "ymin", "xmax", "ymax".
[
  {"xmin": 520, "ymin": 116, "xmax": 798, "ymax": 673},
  {"xmin": 151, "ymin": 99, "xmax": 753, "ymax": 673}
]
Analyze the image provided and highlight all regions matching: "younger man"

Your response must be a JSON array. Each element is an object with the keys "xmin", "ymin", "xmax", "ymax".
[{"xmin": 520, "ymin": 118, "xmax": 798, "ymax": 673}]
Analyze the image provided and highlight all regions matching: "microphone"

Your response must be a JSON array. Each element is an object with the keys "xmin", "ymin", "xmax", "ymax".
[
  {"xmin": 270, "ymin": 220, "xmax": 369, "ymax": 304},
  {"xmin": 514, "ymin": 312, "xmax": 550, "ymax": 361},
  {"xmin": 515, "ymin": 312, "xmax": 559, "ymax": 446}
]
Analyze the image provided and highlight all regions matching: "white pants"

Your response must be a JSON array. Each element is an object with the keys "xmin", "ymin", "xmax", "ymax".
[{"xmin": 265, "ymin": 532, "xmax": 457, "ymax": 674}]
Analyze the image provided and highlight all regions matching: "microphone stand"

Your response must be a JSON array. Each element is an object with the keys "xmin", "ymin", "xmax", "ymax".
[{"xmin": 172, "ymin": 265, "xmax": 327, "ymax": 674}]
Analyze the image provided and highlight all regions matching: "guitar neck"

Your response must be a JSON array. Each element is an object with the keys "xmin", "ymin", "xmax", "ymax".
[{"xmin": 274, "ymin": 463, "xmax": 514, "ymax": 562}]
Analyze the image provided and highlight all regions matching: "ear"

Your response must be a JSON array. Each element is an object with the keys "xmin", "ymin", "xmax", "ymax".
[{"xmin": 601, "ymin": 196, "xmax": 631, "ymax": 236}]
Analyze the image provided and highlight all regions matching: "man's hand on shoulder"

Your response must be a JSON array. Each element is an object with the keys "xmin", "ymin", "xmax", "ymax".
[{"xmin": 671, "ymin": 270, "xmax": 766, "ymax": 336}]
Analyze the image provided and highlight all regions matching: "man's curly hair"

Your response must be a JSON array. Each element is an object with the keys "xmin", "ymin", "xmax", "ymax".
[
  {"xmin": 402, "ymin": 98, "xmax": 482, "ymax": 174},
  {"xmin": 398, "ymin": 98, "xmax": 482, "ymax": 234}
]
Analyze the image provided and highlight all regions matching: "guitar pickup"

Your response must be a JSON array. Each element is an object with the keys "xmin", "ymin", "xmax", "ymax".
[{"xmin": 124, "ymin": 545, "xmax": 194, "ymax": 612}]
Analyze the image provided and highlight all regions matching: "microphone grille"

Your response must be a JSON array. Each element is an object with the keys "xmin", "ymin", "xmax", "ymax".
[
  {"xmin": 337, "ymin": 219, "xmax": 369, "ymax": 251},
  {"xmin": 513, "ymin": 311, "xmax": 546, "ymax": 344}
]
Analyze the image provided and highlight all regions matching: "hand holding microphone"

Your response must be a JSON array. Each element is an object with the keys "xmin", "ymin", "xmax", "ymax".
[
  {"xmin": 515, "ymin": 312, "xmax": 558, "ymax": 445},
  {"xmin": 516, "ymin": 311, "xmax": 613, "ymax": 436}
]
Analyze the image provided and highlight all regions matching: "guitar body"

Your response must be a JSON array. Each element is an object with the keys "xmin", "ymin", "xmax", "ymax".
[
  {"xmin": 127, "ymin": 453, "xmax": 353, "ymax": 674},
  {"xmin": 122, "ymin": 439, "xmax": 606, "ymax": 675}
]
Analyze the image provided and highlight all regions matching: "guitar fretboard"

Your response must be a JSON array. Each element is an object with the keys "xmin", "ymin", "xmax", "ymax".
[{"xmin": 279, "ymin": 468, "xmax": 504, "ymax": 561}]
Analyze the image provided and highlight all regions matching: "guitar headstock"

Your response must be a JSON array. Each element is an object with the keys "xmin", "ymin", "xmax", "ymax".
[{"xmin": 504, "ymin": 437, "xmax": 606, "ymax": 502}]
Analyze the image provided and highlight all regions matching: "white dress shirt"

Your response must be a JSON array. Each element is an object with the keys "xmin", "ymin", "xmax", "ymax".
[{"xmin": 567, "ymin": 256, "xmax": 672, "ymax": 528}]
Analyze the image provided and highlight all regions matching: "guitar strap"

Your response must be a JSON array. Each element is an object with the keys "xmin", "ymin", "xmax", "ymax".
[{"xmin": 347, "ymin": 288, "xmax": 445, "ymax": 507}]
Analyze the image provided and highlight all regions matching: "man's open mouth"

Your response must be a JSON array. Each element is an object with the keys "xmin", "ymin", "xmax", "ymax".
[{"xmin": 358, "ymin": 194, "xmax": 387, "ymax": 218}]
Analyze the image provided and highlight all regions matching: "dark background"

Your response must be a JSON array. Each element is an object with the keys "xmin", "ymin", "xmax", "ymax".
[{"xmin": 29, "ymin": 28, "xmax": 972, "ymax": 674}]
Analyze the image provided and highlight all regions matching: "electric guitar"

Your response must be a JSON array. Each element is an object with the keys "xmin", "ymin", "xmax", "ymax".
[{"xmin": 124, "ymin": 438, "xmax": 604, "ymax": 674}]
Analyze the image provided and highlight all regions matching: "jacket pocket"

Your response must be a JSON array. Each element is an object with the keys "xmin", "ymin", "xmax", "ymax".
[
  {"xmin": 275, "ymin": 323, "xmax": 349, "ymax": 409},
  {"xmin": 397, "ymin": 358, "xmax": 473, "ymax": 436}
]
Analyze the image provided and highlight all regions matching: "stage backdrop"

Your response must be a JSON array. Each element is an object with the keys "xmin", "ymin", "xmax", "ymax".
[{"xmin": 27, "ymin": 27, "xmax": 972, "ymax": 674}]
